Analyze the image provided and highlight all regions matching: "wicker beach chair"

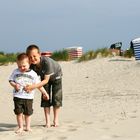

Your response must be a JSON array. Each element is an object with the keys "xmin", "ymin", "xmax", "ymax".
[{"xmin": 131, "ymin": 38, "xmax": 140, "ymax": 61}]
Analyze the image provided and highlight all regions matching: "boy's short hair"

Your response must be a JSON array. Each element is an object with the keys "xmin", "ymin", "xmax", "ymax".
[
  {"xmin": 26, "ymin": 44, "xmax": 40, "ymax": 55},
  {"xmin": 17, "ymin": 53, "xmax": 29, "ymax": 61}
]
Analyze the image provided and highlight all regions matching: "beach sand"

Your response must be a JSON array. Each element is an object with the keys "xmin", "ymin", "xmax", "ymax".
[{"xmin": 1, "ymin": 57, "xmax": 140, "ymax": 140}]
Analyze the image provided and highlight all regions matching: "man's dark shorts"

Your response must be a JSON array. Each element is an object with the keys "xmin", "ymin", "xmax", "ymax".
[
  {"xmin": 13, "ymin": 97, "xmax": 33, "ymax": 115},
  {"xmin": 41, "ymin": 78, "xmax": 62, "ymax": 107}
]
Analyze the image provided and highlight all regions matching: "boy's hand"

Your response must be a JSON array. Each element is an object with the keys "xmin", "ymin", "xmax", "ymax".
[{"xmin": 15, "ymin": 83, "xmax": 21, "ymax": 92}]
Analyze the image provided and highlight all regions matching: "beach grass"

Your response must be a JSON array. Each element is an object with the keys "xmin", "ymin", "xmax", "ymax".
[
  {"xmin": 51, "ymin": 49, "xmax": 69, "ymax": 61},
  {"xmin": 0, "ymin": 47, "xmax": 134, "ymax": 65},
  {"xmin": 0, "ymin": 53, "xmax": 18, "ymax": 65},
  {"xmin": 78, "ymin": 48, "xmax": 112, "ymax": 62}
]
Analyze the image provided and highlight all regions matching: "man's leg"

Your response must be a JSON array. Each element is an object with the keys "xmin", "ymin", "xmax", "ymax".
[
  {"xmin": 44, "ymin": 107, "xmax": 51, "ymax": 127},
  {"xmin": 53, "ymin": 106, "xmax": 60, "ymax": 127}
]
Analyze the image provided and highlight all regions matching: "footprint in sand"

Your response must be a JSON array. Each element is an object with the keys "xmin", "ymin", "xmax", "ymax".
[
  {"xmin": 42, "ymin": 137, "xmax": 49, "ymax": 140},
  {"xmin": 67, "ymin": 128, "xmax": 77, "ymax": 132},
  {"xmin": 130, "ymin": 115, "xmax": 137, "ymax": 118},
  {"xmin": 100, "ymin": 135, "xmax": 112, "ymax": 139},
  {"xmin": 56, "ymin": 121, "xmax": 82, "ymax": 134},
  {"xmin": 100, "ymin": 135, "xmax": 122, "ymax": 140},
  {"xmin": 57, "ymin": 136, "xmax": 67, "ymax": 140},
  {"xmin": 112, "ymin": 135, "xmax": 121, "ymax": 138},
  {"xmin": 102, "ymin": 127, "xmax": 110, "ymax": 130},
  {"xmin": 58, "ymin": 125, "xmax": 78, "ymax": 133},
  {"xmin": 82, "ymin": 121, "xmax": 93, "ymax": 125}
]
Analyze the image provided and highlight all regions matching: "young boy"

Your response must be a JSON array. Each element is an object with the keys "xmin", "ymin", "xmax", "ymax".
[
  {"xmin": 9, "ymin": 53, "xmax": 49, "ymax": 133},
  {"xmin": 25, "ymin": 45, "xmax": 63, "ymax": 128}
]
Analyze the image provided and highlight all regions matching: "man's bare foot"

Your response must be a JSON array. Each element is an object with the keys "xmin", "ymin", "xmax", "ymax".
[
  {"xmin": 52, "ymin": 123, "xmax": 59, "ymax": 127},
  {"xmin": 44, "ymin": 124, "xmax": 51, "ymax": 128},
  {"xmin": 15, "ymin": 128, "xmax": 23, "ymax": 134},
  {"xmin": 52, "ymin": 121, "xmax": 59, "ymax": 127},
  {"xmin": 24, "ymin": 128, "xmax": 32, "ymax": 132},
  {"xmin": 53, "ymin": 124, "xmax": 59, "ymax": 127}
]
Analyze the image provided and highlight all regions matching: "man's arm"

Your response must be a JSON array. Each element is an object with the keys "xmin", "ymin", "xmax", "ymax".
[
  {"xmin": 24, "ymin": 75, "xmax": 50, "ymax": 92},
  {"xmin": 38, "ymin": 86, "xmax": 49, "ymax": 100}
]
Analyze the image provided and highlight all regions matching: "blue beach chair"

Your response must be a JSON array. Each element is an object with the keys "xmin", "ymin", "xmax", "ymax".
[{"xmin": 131, "ymin": 38, "xmax": 140, "ymax": 60}]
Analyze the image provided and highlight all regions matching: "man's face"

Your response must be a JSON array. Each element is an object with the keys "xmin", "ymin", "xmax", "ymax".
[{"xmin": 28, "ymin": 49, "xmax": 41, "ymax": 65}]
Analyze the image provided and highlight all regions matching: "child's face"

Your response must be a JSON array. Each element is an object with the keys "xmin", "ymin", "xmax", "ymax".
[
  {"xmin": 28, "ymin": 49, "xmax": 41, "ymax": 65},
  {"xmin": 17, "ymin": 58, "xmax": 30, "ymax": 72}
]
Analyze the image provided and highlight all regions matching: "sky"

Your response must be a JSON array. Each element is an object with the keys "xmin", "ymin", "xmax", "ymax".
[{"xmin": 0, "ymin": 0, "xmax": 140, "ymax": 53}]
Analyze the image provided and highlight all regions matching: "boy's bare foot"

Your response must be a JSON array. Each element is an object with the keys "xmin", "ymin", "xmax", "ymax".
[{"xmin": 15, "ymin": 128, "xmax": 23, "ymax": 134}]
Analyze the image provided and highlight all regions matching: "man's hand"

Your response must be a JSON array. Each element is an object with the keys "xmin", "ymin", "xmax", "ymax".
[
  {"xmin": 42, "ymin": 93, "xmax": 49, "ymax": 100},
  {"xmin": 24, "ymin": 85, "xmax": 35, "ymax": 93}
]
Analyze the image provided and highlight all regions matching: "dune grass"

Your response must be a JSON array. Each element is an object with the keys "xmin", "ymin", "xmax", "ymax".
[
  {"xmin": 51, "ymin": 49, "xmax": 69, "ymax": 61},
  {"xmin": 78, "ymin": 48, "xmax": 112, "ymax": 62},
  {"xmin": 0, "ymin": 52, "xmax": 18, "ymax": 65},
  {"xmin": 0, "ymin": 47, "xmax": 134, "ymax": 65}
]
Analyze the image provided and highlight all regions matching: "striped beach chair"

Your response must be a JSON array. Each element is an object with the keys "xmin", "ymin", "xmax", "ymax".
[{"xmin": 131, "ymin": 38, "xmax": 140, "ymax": 60}]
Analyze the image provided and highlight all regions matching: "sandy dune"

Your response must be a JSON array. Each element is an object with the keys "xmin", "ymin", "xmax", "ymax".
[{"xmin": 1, "ymin": 57, "xmax": 140, "ymax": 140}]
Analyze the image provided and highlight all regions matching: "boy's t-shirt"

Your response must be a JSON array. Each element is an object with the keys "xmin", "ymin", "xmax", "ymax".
[{"xmin": 9, "ymin": 69, "xmax": 40, "ymax": 99}]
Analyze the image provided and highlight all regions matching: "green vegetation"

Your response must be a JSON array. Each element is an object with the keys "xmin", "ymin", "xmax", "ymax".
[
  {"xmin": 51, "ymin": 49, "xmax": 69, "ymax": 61},
  {"xmin": 78, "ymin": 48, "xmax": 112, "ymax": 62},
  {"xmin": 0, "ymin": 47, "xmax": 135, "ymax": 65},
  {"xmin": 0, "ymin": 52, "xmax": 18, "ymax": 65},
  {"xmin": 123, "ymin": 48, "xmax": 134, "ymax": 58}
]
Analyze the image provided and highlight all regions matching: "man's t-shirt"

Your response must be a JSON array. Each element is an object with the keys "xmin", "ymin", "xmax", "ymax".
[{"xmin": 30, "ymin": 56, "xmax": 62, "ymax": 81}]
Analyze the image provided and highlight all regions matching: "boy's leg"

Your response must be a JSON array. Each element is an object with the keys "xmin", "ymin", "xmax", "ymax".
[
  {"xmin": 44, "ymin": 107, "xmax": 51, "ymax": 127},
  {"xmin": 25, "ymin": 115, "xmax": 32, "ymax": 131},
  {"xmin": 13, "ymin": 97, "xmax": 24, "ymax": 133},
  {"xmin": 24, "ymin": 99, "xmax": 33, "ymax": 131},
  {"xmin": 15, "ymin": 113, "xmax": 24, "ymax": 133},
  {"xmin": 53, "ymin": 106, "xmax": 60, "ymax": 127}
]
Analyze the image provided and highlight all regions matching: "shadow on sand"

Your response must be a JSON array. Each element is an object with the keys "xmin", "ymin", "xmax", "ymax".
[
  {"xmin": 109, "ymin": 58, "xmax": 133, "ymax": 62},
  {"xmin": 0, "ymin": 123, "xmax": 16, "ymax": 132}
]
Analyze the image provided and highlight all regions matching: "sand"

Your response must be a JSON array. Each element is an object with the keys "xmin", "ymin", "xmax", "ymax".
[{"xmin": 1, "ymin": 56, "xmax": 140, "ymax": 140}]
